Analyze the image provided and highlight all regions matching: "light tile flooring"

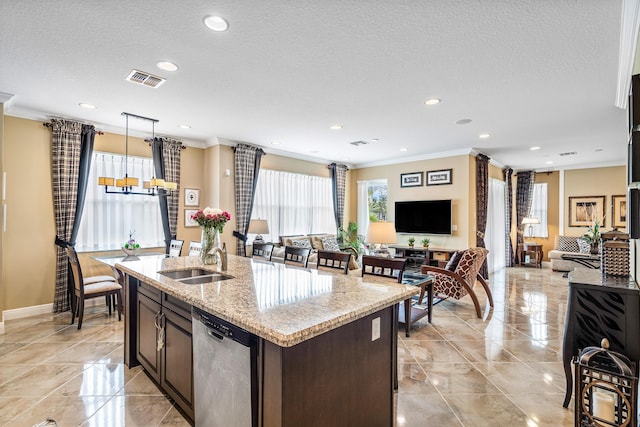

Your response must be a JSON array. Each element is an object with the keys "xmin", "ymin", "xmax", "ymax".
[{"xmin": 0, "ymin": 266, "xmax": 575, "ymax": 426}]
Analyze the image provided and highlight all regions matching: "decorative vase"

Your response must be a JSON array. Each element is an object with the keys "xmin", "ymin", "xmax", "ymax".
[
  {"xmin": 590, "ymin": 242, "xmax": 599, "ymax": 255},
  {"xmin": 201, "ymin": 226, "xmax": 222, "ymax": 265}
]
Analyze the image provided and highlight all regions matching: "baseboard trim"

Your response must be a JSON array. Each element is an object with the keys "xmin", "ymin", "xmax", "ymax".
[
  {"xmin": 0, "ymin": 322, "xmax": 4, "ymax": 334},
  {"xmin": 3, "ymin": 303, "xmax": 54, "ymax": 321}
]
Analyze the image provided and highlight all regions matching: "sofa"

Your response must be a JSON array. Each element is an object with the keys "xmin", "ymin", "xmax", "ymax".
[
  {"xmin": 548, "ymin": 235, "xmax": 595, "ymax": 272},
  {"xmin": 269, "ymin": 234, "xmax": 360, "ymax": 272}
]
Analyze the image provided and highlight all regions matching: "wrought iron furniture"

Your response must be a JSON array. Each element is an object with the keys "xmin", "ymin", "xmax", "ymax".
[
  {"xmin": 316, "ymin": 250, "xmax": 351, "ymax": 274},
  {"xmin": 420, "ymin": 247, "xmax": 493, "ymax": 318},
  {"xmin": 283, "ymin": 246, "xmax": 311, "ymax": 268},
  {"xmin": 66, "ymin": 246, "xmax": 123, "ymax": 329}
]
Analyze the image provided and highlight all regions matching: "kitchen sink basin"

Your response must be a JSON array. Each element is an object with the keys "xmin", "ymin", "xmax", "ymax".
[{"xmin": 159, "ymin": 269, "xmax": 234, "ymax": 284}]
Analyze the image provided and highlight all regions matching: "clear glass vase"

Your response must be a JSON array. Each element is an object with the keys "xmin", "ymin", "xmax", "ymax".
[{"xmin": 200, "ymin": 226, "xmax": 222, "ymax": 265}]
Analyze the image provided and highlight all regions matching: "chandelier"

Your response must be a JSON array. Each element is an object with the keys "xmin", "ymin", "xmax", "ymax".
[{"xmin": 98, "ymin": 112, "xmax": 177, "ymax": 196}]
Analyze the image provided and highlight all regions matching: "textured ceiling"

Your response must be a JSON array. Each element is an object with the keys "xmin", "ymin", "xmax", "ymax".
[{"xmin": 0, "ymin": 1, "xmax": 631, "ymax": 171}]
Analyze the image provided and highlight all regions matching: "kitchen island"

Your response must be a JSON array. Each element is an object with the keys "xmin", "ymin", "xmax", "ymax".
[{"xmin": 100, "ymin": 254, "xmax": 418, "ymax": 426}]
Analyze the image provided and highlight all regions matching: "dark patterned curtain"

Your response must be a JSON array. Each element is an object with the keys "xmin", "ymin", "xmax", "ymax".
[
  {"xmin": 515, "ymin": 170, "xmax": 536, "ymax": 251},
  {"xmin": 503, "ymin": 167, "xmax": 515, "ymax": 266},
  {"xmin": 328, "ymin": 163, "xmax": 348, "ymax": 231},
  {"xmin": 234, "ymin": 144, "xmax": 265, "ymax": 256},
  {"xmin": 475, "ymin": 153, "xmax": 490, "ymax": 279},
  {"xmin": 51, "ymin": 120, "xmax": 95, "ymax": 312},
  {"xmin": 152, "ymin": 138, "xmax": 182, "ymax": 252}
]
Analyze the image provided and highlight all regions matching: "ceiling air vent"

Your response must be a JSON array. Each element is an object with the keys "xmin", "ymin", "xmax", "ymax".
[
  {"xmin": 559, "ymin": 151, "xmax": 577, "ymax": 156},
  {"xmin": 349, "ymin": 141, "xmax": 369, "ymax": 147},
  {"xmin": 125, "ymin": 69, "xmax": 166, "ymax": 88}
]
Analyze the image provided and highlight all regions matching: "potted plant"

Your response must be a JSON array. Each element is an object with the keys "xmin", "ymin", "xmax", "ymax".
[
  {"xmin": 408, "ymin": 237, "xmax": 415, "ymax": 248},
  {"xmin": 338, "ymin": 221, "xmax": 365, "ymax": 255},
  {"xmin": 582, "ymin": 220, "xmax": 602, "ymax": 254},
  {"xmin": 421, "ymin": 237, "xmax": 430, "ymax": 248}
]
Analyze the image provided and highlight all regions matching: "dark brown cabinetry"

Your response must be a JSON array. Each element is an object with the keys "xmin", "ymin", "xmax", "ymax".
[{"xmin": 135, "ymin": 280, "xmax": 194, "ymax": 422}]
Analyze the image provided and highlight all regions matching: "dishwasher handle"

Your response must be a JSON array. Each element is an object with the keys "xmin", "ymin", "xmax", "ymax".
[{"xmin": 206, "ymin": 328, "xmax": 225, "ymax": 342}]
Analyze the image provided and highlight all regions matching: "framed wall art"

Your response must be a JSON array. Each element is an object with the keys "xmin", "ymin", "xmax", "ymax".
[
  {"xmin": 612, "ymin": 195, "xmax": 627, "ymax": 228},
  {"xmin": 184, "ymin": 209, "xmax": 199, "ymax": 227},
  {"xmin": 184, "ymin": 188, "xmax": 200, "ymax": 206},
  {"xmin": 568, "ymin": 196, "xmax": 605, "ymax": 227},
  {"xmin": 400, "ymin": 172, "xmax": 423, "ymax": 188},
  {"xmin": 426, "ymin": 169, "xmax": 452, "ymax": 186}
]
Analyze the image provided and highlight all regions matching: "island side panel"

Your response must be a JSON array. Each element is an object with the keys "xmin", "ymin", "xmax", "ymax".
[{"xmin": 261, "ymin": 306, "xmax": 394, "ymax": 426}]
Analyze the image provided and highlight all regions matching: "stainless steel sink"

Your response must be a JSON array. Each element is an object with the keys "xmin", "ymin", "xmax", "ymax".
[{"xmin": 159, "ymin": 269, "xmax": 234, "ymax": 284}]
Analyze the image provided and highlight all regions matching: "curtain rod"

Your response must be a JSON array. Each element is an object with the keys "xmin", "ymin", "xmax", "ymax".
[
  {"xmin": 145, "ymin": 138, "xmax": 186, "ymax": 149},
  {"xmin": 42, "ymin": 122, "xmax": 104, "ymax": 135}
]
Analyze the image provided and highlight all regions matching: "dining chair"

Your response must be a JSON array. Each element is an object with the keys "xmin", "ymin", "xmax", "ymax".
[
  {"xmin": 284, "ymin": 246, "xmax": 312, "ymax": 268},
  {"xmin": 188, "ymin": 241, "xmax": 202, "ymax": 257},
  {"xmin": 66, "ymin": 246, "xmax": 123, "ymax": 329},
  {"xmin": 317, "ymin": 250, "xmax": 351, "ymax": 274},
  {"xmin": 361, "ymin": 255, "xmax": 406, "ymax": 283},
  {"xmin": 252, "ymin": 242, "xmax": 274, "ymax": 261},
  {"xmin": 169, "ymin": 239, "xmax": 184, "ymax": 257}
]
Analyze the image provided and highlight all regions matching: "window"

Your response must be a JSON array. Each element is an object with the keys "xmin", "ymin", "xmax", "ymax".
[
  {"xmin": 529, "ymin": 183, "xmax": 548, "ymax": 238},
  {"xmin": 251, "ymin": 169, "xmax": 335, "ymax": 241},
  {"xmin": 357, "ymin": 179, "xmax": 388, "ymax": 239},
  {"xmin": 75, "ymin": 152, "xmax": 165, "ymax": 251}
]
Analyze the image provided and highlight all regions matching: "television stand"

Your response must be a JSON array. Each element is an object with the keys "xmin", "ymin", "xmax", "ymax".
[{"xmin": 389, "ymin": 246, "xmax": 457, "ymax": 272}]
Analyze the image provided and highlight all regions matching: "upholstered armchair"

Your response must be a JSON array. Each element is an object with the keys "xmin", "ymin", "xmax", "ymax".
[{"xmin": 420, "ymin": 247, "xmax": 493, "ymax": 318}]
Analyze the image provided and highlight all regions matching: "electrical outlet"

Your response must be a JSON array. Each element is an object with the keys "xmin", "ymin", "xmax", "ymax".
[
  {"xmin": 372, "ymin": 317, "xmax": 380, "ymax": 341},
  {"xmin": 452, "ymin": 224, "xmax": 458, "ymax": 231}
]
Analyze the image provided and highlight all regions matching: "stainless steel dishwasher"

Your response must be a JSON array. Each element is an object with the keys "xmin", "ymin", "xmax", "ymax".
[{"xmin": 192, "ymin": 307, "xmax": 258, "ymax": 427}]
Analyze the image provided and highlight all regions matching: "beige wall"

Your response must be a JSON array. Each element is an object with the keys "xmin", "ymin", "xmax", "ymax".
[
  {"xmin": 563, "ymin": 166, "xmax": 627, "ymax": 236},
  {"xmin": 0, "ymin": 103, "xmax": 4, "ymax": 322},
  {"xmin": 351, "ymin": 155, "xmax": 473, "ymax": 250}
]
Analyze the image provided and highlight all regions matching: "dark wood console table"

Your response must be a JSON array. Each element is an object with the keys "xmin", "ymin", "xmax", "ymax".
[
  {"xmin": 516, "ymin": 242, "xmax": 543, "ymax": 268},
  {"xmin": 562, "ymin": 270, "xmax": 639, "ymax": 408},
  {"xmin": 390, "ymin": 246, "xmax": 457, "ymax": 271}
]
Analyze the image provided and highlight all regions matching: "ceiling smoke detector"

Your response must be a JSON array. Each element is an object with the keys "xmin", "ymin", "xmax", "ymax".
[
  {"xmin": 349, "ymin": 141, "xmax": 369, "ymax": 147},
  {"xmin": 559, "ymin": 151, "xmax": 577, "ymax": 156},
  {"xmin": 125, "ymin": 69, "xmax": 166, "ymax": 88}
]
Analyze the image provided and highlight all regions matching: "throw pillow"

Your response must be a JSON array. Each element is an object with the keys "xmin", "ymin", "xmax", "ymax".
[
  {"xmin": 291, "ymin": 239, "xmax": 312, "ymax": 249},
  {"xmin": 556, "ymin": 236, "xmax": 580, "ymax": 253},
  {"xmin": 445, "ymin": 251, "xmax": 464, "ymax": 271},
  {"xmin": 577, "ymin": 238, "xmax": 591, "ymax": 254},
  {"xmin": 321, "ymin": 236, "xmax": 341, "ymax": 251}
]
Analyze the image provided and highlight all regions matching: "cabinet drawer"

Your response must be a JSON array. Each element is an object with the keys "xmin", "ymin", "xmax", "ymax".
[
  {"xmin": 163, "ymin": 293, "xmax": 192, "ymax": 320},
  {"xmin": 138, "ymin": 280, "xmax": 161, "ymax": 302}
]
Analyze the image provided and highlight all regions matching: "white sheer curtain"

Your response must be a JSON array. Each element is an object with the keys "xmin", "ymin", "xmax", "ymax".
[
  {"xmin": 252, "ymin": 169, "xmax": 334, "ymax": 241},
  {"xmin": 486, "ymin": 178, "xmax": 506, "ymax": 273},
  {"xmin": 529, "ymin": 183, "xmax": 548, "ymax": 238},
  {"xmin": 357, "ymin": 181, "xmax": 369, "ymax": 239},
  {"xmin": 75, "ymin": 152, "xmax": 164, "ymax": 251}
]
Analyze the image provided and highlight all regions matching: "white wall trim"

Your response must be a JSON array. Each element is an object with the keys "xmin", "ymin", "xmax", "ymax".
[
  {"xmin": 3, "ymin": 303, "xmax": 53, "ymax": 321},
  {"xmin": 559, "ymin": 169, "xmax": 565, "ymax": 235}
]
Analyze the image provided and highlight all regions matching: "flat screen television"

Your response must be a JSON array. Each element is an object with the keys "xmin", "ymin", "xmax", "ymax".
[{"xmin": 394, "ymin": 200, "xmax": 452, "ymax": 235}]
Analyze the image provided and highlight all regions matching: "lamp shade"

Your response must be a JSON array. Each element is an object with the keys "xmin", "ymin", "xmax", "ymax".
[
  {"xmin": 522, "ymin": 217, "xmax": 540, "ymax": 225},
  {"xmin": 366, "ymin": 221, "xmax": 397, "ymax": 244},
  {"xmin": 248, "ymin": 219, "xmax": 269, "ymax": 235}
]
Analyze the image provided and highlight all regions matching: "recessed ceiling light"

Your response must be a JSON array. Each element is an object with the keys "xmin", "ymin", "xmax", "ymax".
[
  {"xmin": 310, "ymin": 150, "xmax": 320, "ymax": 154},
  {"xmin": 530, "ymin": 146, "xmax": 541, "ymax": 151},
  {"xmin": 79, "ymin": 103, "xmax": 96, "ymax": 109},
  {"xmin": 178, "ymin": 124, "xmax": 191, "ymax": 129},
  {"xmin": 478, "ymin": 133, "xmax": 490, "ymax": 139},
  {"xmin": 545, "ymin": 161, "xmax": 553, "ymax": 164},
  {"xmin": 204, "ymin": 16, "xmax": 229, "ymax": 32},
  {"xmin": 595, "ymin": 148, "xmax": 604, "ymax": 152},
  {"xmin": 329, "ymin": 125, "xmax": 343, "ymax": 130},
  {"xmin": 400, "ymin": 148, "xmax": 408, "ymax": 152},
  {"xmin": 157, "ymin": 61, "xmax": 179, "ymax": 72},
  {"xmin": 271, "ymin": 141, "xmax": 281, "ymax": 145},
  {"xmin": 424, "ymin": 98, "xmax": 441, "ymax": 105},
  {"xmin": 371, "ymin": 138, "xmax": 379, "ymax": 142},
  {"xmin": 456, "ymin": 119, "xmax": 472, "ymax": 125}
]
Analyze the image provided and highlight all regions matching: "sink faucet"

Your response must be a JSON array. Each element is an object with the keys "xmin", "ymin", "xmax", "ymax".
[{"xmin": 213, "ymin": 243, "xmax": 228, "ymax": 271}]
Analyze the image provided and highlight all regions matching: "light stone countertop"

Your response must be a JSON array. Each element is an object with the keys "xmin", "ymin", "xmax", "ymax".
[{"xmin": 100, "ymin": 254, "xmax": 419, "ymax": 347}]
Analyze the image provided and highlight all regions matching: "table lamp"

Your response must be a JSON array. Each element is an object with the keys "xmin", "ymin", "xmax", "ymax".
[
  {"xmin": 366, "ymin": 221, "xmax": 397, "ymax": 249},
  {"xmin": 522, "ymin": 217, "xmax": 540, "ymax": 241},
  {"xmin": 248, "ymin": 219, "xmax": 269, "ymax": 243}
]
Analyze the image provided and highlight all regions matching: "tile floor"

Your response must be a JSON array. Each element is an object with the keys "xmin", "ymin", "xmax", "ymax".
[{"xmin": 0, "ymin": 266, "xmax": 575, "ymax": 426}]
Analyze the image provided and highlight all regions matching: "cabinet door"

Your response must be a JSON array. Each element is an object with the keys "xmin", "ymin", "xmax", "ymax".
[
  {"xmin": 137, "ymin": 292, "xmax": 161, "ymax": 382},
  {"xmin": 161, "ymin": 307, "xmax": 194, "ymax": 420}
]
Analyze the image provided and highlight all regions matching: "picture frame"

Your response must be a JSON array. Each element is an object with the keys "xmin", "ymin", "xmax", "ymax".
[
  {"xmin": 568, "ymin": 196, "xmax": 605, "ymax": 227},
  {"xmin": 426, "ymin": 169, "xmax": 452, "ymax": 186},
  {"xmin": 612, "ymin": 195, "xmax": 627, "ymax": 228},
  {"xmin": 184, "ymin": 209, "xmax": 199, "ymax": 227},
  {"xmin": 400, "ymin": 172, "xmax": 423, "ymax": 188},
  {"xmin": 184, "ymin": 188, "xmax": 200, "ymax": 207}
]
